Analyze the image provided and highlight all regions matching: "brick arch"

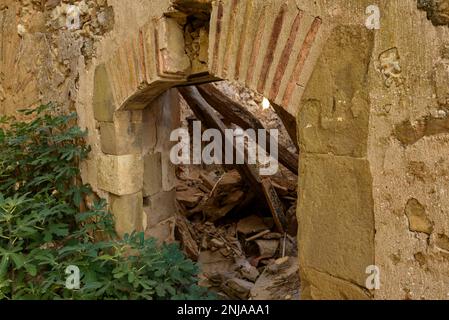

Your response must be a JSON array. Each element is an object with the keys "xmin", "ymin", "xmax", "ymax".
[
  {"xmin": 97, "ymin": 0, "xmax": 327, "ymax": 116},
  {"xmin": 208, "ymin": 0, "xmax": 324, "ymax": 115}
]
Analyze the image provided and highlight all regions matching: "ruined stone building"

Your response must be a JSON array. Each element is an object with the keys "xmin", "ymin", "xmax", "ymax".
[{"xmin": 1, "ymin": 0, "xmax": 449, "ymax": 300}]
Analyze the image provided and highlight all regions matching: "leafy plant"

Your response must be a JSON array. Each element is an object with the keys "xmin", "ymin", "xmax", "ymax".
[{"xmin": 0, "ymin": 105, "xmax": 211, "ymax": 300}]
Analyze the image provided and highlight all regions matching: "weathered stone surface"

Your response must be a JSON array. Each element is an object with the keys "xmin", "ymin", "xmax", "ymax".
[
  {"xmin": 154, "ymin": 89, "xmax": 181, "ymax": 152},
  {"xmin": 298, "ymin": 154, "xmax": 374, "ymax": 287},
  {"xmin": 143, "ymin": 152, "xmax": 163, "ymax": 197},
  {"xmin": 103, "ymin": 15, "xmax": 190, "ymax": 111},
  {"xmin": 435, "ymin": 233, "xmax": 449, "ymax": 251},
  {"xmin": 97, "ymin": 154, "xmax": 143, "ymax": 195},
  {"xmin": 93, "ymin": 64, "xmax": 116, "ymax": 122},
  {"xmin": 156, "ymin": 16, "xmax": 191, "ymax": 77},
  {"xmin": 394, "ymin": 113, "xmax": 449, "ymax": 146},
  {"xmin": 301, "ymin": 267, "xmax": 371, "ymax": 300},
  {"xmin": 110, "ymin": 192, "xmax": 143, "ymax": 237},
  {"xmin": 298, "ymin": 26, "xmax": 373, "ymax": 158},
  {"xmin": 405, "ymin": 198, "xmax": 433, "ymax": 234},
  {"xmin": 142, "ymin": 105, "xmax": 159, "ymax": 154},
  {"xmin": 378, "ymin": 48, "xmax": 403, "ymax": 88},
  {"xmin": 433, "ymin": 56, "xmax": 449, "ymax": 106},
  {"xmin": 161, "ymin": 150, "xmax": 177, "ymax": 191},
  {"xmin": 144, "ymin": 190, "xmax": 177, "ymax": 227},
  {"xmin": 145, "ymin": 218, "xmax": 175, "ymax": 242},
  {"xmin": 100, "ymin": 111, "xmax": 143, "ymax": 155},
  {"xmin": 80, "ymin": 159, "xmax": 98, "ymax": 193}
]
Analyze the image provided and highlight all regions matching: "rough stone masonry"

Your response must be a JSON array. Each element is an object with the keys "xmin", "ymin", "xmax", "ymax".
[{"xmin": 1, "ymin": 0, "xmax": 449, "ymax": 300}]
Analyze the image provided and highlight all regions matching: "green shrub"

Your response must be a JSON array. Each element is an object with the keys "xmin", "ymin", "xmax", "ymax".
[{"xmin": 0, "ymin": 105, "xmax": 211, "ymax": 300}]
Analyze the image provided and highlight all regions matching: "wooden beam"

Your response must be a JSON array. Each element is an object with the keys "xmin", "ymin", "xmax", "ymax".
[
  {"xmin": 178, "ymin": 87, "xmax": 287, "ymax": 232},
  {"xmin": 196, "ymin": 83, "xmax": 298, "ymax": 175},
  {"xmin": 178, "ymin": 86, "xmax": 263, "ymax": 194},
  {"xmin": 270, "ymin": 101, "xmax": 299, "ymax": 151},
  {"xmin": 261, "ymin": 178, "xmax": 287, "ymax": 234}
]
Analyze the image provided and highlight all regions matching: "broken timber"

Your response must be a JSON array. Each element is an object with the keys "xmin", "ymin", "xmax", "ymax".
[
  {"xmin": 197, "ymin": 84, "xmax": 299, "ymax": 175},
  {"xmin": 261, "ymin": 178, "xmax": 287, "ymax": 233},
  {"xmin": 270, "ymin": 101, "xmax": 299, "ymax": 151},
  {"xmin": 178, "ymin": 86, "xmax": 287, "ymax": 232}
]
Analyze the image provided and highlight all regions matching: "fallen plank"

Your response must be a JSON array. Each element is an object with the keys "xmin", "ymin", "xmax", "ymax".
[
  {"xmin": 245, "ymin": 230, "xmax": 271, "ymax": 242},
  {"xmin": 175, "ymin": 214, "xmax": 200, "ymax": 260},
  {"xmin": 178, "ymin": 86, "xmax": 263, "ymax": 194},
  {"xmin": 178, "ymin": 86, "xmax": 288, "ymax": 233},
  {"xmin": 270, "ymin": 101, "xmax": 299, "ymax": 151},
  {"xmin": 261, "ymin": 178, "xmax": 288, "ymax": 233},
  {"xmin": 196, "ymin": 83, "xmax": 298, "ymax": 175}
]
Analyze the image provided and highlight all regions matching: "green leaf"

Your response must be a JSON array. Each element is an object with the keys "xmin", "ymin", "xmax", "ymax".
[
  {"xmin": 24, "ymin": 264, "xmax": 37, "ymax": 277},
  {"xmin": 113, "ymin": 272, "xmax": 126, "ymax": 279},
  {"xmin": 10, "ymin": 253, "xmax": 25, "ymax": 269},
  {"xmin": 0, "ymin": 255, "xmax": 10, "ymax": 278},
  {"xmin": 0, "ymin": 104, "xmax": 211, "ymax": 300}
]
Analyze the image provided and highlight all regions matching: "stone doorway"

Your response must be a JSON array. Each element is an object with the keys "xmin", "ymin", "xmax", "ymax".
[
  {"xmin": 91, "ymin": 0, "xmax": 375, "ymax": 299},
  {"xmin": 93, "ymin": 0, "xmax": 323, "ymax": 235}
]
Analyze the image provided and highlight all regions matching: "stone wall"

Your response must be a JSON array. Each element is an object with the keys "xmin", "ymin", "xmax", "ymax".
[{"xmin": 297, "ymin": 0, "xmax": 449, "ymax": 300}]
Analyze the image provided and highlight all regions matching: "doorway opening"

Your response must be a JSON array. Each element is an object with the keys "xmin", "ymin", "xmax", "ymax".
[
  {"xmin": 92, "ymin": 0, "xmax": 329, "ymax": 300},
  {"xmin": 171, "ymin": 81, "xmax": 300, "ymax": 300}
]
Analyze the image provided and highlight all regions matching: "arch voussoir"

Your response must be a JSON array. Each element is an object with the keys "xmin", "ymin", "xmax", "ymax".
[{"xmin": 207, "ymin": 0, "xmax": 328, "ymax": 116}]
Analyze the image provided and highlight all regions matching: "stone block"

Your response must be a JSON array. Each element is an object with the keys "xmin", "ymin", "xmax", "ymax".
[
  {"xmin": 142, "ymin": 104, "xmax": 158, "ymax": 154},
  {"xmin": 301, "ymin": 267, "xmax": 371, "ymax": 300},
  {"xmin": 143, "ymin": 152, "xmax": 163, "ymax": 197},
  {"xmin": 433, "ymin": 60, "xmax": 449, "ymax": 106},
  {"xmin": 161, "ymin": 150, "xmax": 177, "ymax": 191},
  {"xmin": 93, "ymin": 63, "xmax": 116, "ymax": 122},
  {"xmin": 405, "ymin": 198, "xmax": 433, "ymax": 234},
  {"xmin": 80, "ymin": 159, "xmax": 98, "ymax": 192},
  {"xmin": 100, "ymin": 111, "xmax": 143, "ymax": 155},
  {"xmin": 298, "ymin": 26, "xmax": 373, "ymax": 158},
  {"xmin": 145, "ymin": 218, "xmax": 175, "ymax": 243},
  {"xmin": 144, "ymin": 190, "xmax": 177, "ymax": 228},
  {"xmin": 110, "ymin": 192, "xmax": 143, "ymax": 238},
  {"xmin": 97, "ymin": 154, "xmax": 143, "ymax": 195},
  {"xmin": 156, "ymin": 17, "xmax": 191, "ymax": 77},
  {"xmin": 154, "ymin": 89, "xmax": 181, "ymax": 153},
  {"xmin": 298, "ymin": 154, "xmax": 374, "ymax": 287}
]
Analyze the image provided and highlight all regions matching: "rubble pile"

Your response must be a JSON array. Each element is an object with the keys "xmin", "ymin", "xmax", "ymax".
[
  {"xmin": 175, "ymin": 166, "xmax": 299, "ymax": 300},
  {"xmin": 173, "ymin": 81, "xmax": 301, "ymax": 300}
]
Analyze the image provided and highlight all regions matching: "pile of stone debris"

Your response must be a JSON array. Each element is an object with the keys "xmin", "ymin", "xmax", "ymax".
[{"xmin": 174, "ymin": 166, "xmax": 300, "ymax": 300}]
